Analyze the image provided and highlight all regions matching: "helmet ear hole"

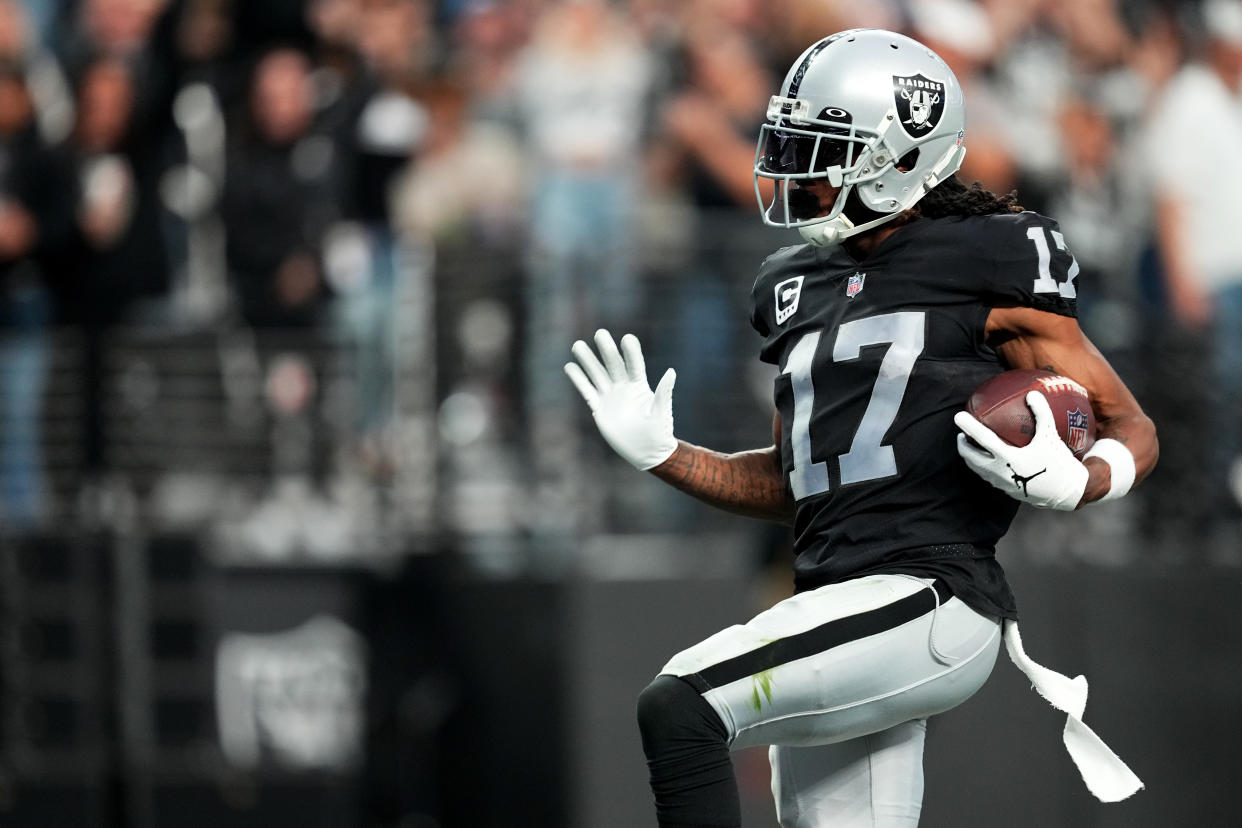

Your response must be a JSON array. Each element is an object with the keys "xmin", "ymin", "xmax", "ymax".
[{"xmin": 896, "ymin": 148, "xmax": 920, "ymax": 172}]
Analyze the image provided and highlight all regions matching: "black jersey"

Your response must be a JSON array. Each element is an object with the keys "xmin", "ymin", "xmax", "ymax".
[{"xmin": 749, "ymin": 212, "xmax": 1080, "ymax": 619}]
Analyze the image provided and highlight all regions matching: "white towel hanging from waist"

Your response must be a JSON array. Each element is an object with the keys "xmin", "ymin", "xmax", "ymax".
[{"xmin": 1003, "ymin": 620, "xmax": 1144, "ymax": 802}]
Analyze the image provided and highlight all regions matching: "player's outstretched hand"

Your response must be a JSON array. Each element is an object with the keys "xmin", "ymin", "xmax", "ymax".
[
  {"xmin": 565, "ymin": 330, "xmax": 678, "ymax": 471},
  {"xmin": 954, "ymin": 391, "xmax": 1089, "ymax": 511}
]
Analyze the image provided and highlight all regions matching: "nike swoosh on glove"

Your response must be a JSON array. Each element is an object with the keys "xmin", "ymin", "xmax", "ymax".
[
  {"xmin": 954, "ymin": 390, "xmax": 1089, "ymax": 511},
  {"xmin": 564, "ymin": 329, "xmax": 677, "ymax": 471}
]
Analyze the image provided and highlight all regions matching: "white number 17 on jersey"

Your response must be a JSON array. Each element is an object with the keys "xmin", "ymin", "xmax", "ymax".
[
  {"xmin": 1027, "ymin": 226, "xmax": 1079, "ymax": 298},
  {"xmin": 782, "ymin": 311, "xmax": 926, "ymax": 500}
]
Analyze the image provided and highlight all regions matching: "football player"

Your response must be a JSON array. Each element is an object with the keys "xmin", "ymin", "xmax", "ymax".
[{"xmin": 566, "ymin": 29, "xmax": 1158, "ymax": 828}]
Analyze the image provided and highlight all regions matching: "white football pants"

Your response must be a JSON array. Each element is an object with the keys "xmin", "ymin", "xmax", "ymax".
[{"xmin": 660, "ymin": 574, "xmax": 1001, "ymax": 828}]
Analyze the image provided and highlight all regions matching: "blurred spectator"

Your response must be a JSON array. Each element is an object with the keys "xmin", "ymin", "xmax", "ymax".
[
  {"xmin": 449, "ymin": 0, "xmax": 531, "ymax": 116},
  {"xmin": 0, "ymin": 60, "xmax": 75, "ymax": 528},
  {"xmin": 56, "ymin": 55, "xmax": 170, "ymax": 475},
  {"xmin": 910, "ymin": 0, "xmax": 1018, "ymax": 195},
  {"xmin": 62, "ymin": 56, "xmax": 169, "ymax": 324},
  {"xmin": 656, "ymin": 21, "xmax": 771, "ymax": 210},
  {"xmin": 0, "ymin": 0, "xmax": 25, "ymax": 60},
  {"xmin": 644, "ymin": 20, "xmax": 776, "ymax": 451},
  {"xmin": 393, "ymin": 79, "xmax": 521, "ymax": 241},
  {"xmin": 216, "ymin": 44, "xmax": 355, "ymax": 555},
  {"xmin": 0, "ymin": 0, "xmax": 73, "ymax": 145},
  {"xmin": 515, "ymin": 0, "xmax": 654, "ymax": 410},
  {"xmin": 1043, "ymin": 94, "xmax": 1144, "ymax": 341},
  {"xmin": 305, "ymin": 0, "xmax": 363, "ymax": 96},
  {"xmin": 325, "ymin": 0, "xmax": 431, "ymax": 462},
  {"xmin": 223, "ymin": 44, "xmax": 339, "ymax": 330},
  {"xmin": 175, "ymin": 0, "xmax": 233, "ymax": 65},
  {"xmin": 57, "ymin": 0, "xmax": 171, "ymax": 65},
  {"xmin": 392, "ymin": 76, "xmax": 527, "ymax": 548},
  {"xmin": 56, "ymin": 1, "xmax": 183, "ymax": 205},
  {"xmin": 354, "ymin": 0, "xmax": 435, "ymax": 84},
  {"xmin": 511, "ymin": 0, "xmax": 656, "ymax": 543},
  {"xmin": 1045, "ymin": 0, "xmax": 1133, "ymax": 71},
  {"xmin": 159, "ymin": 0, "xmax": 238, "ymax": 98},
  {"xmin": 1142, "ymin": 0, "xmax": 1242, "ymax": 524},
  {"xmin": 309, "ymin": 0, "xmax": 432, "ymax": 225}
]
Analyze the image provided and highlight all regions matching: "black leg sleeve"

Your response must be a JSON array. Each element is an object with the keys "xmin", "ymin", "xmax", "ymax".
[{"xmin": 636, "ymin": 674, "xmax": 740, "ymax": 828}]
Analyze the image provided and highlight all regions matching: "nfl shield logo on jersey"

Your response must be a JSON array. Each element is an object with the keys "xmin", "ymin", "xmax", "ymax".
[
  {"xmin": 1066, "ymin": 408, "xmax": 1090, "ymax": 453},
  {"xmin": 846, "ymin": 272, "xmax": 866, "ymax": 299},
  {"xmin": 774, "ymin": 276, "xmax": 804, "ymax": 325}
]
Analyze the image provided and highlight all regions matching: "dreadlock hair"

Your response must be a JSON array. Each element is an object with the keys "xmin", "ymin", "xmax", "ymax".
[{"xmin": 915, "ymin": 174, "xmax": 1024, "ymax": 218}]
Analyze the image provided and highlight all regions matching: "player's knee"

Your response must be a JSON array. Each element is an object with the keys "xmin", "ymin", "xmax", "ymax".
[
  {"xmin": 636, "ymin": 674, "xmax": 726, "ymax": 758},
  {"xmin": 636, "ymin": 675, "xmax": 685, "ymax": 739}
]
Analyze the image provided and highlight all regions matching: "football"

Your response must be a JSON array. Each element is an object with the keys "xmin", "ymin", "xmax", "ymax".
[{"xmin": 966, "ymin": 369, "xmax": 1096, "ymax": 458}]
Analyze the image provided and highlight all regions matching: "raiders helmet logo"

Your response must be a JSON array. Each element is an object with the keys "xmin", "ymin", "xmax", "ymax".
[{"xmin": 893, "ymin": 74, "xmax": 946, "ymax": 138}]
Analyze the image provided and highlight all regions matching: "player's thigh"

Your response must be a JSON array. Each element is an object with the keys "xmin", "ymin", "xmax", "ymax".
[
  {"xmin": 770, "ymin": 720, "xmax": 927, "ymax": 828},
  {"xmin": 659, "ymin": 574, "xmax": 1001, "ymax": 749}
]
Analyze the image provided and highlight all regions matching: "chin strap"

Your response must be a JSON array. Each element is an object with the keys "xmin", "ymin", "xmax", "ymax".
[
  {"xmin": 798, "ymin": 141, "xmax": 968, "ymax": 248},
  {"xmin": 798, "ymin": 207, "xmax": 901, "ymax": 247},
  {"xmin": 799, "ymin": 217, "xmax": 850, "ymax": 247}
]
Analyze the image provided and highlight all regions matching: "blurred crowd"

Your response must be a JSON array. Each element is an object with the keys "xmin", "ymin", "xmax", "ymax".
[{"xmin": 1, "ymin": 0, "xmax": 1241, "ymax": 557}]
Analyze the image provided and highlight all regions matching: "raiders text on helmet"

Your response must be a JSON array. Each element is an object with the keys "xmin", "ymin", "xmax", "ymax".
[{"xmin": 753, "ymin": 29, "xmax": 967, "ymax": 246}]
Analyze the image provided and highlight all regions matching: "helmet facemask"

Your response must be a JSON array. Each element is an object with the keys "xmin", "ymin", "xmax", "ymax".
[{"xmin": 754, "ymin": 96, "xmax": 914, "ymax": 246}]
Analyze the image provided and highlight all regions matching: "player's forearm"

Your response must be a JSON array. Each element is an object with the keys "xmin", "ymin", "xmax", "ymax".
[
  {"xmin": 1080, "ymin": 412, "xmax": 1159, "ymax": 504},
  {"xmin": 650, "ymin": 440, "xmax": 794, "ymax": 523}
]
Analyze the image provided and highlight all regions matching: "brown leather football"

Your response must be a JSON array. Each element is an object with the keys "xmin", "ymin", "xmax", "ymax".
[{"xmin": 966, "ymin": 369, "xmax": 1096, "ymax": 458}]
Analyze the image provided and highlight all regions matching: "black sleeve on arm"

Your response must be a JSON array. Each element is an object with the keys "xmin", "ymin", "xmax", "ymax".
[{"xmin": 980, "ymin": 211, "xmax": 1079, "ymax": 320}]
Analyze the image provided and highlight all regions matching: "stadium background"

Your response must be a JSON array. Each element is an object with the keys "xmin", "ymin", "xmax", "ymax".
[{"xmin": 0, "ymin": 0, "xmax": 1239, "ymax": 826}]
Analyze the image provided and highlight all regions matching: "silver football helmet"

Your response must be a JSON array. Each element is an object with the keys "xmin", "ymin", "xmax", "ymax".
[{"xmin": 754, "ymin": 29, "xmax": 966, "ymax": 246}]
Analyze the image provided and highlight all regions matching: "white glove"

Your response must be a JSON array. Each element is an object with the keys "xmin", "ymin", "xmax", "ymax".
[
  {"xmin": 564, "ymin": 329, "xmax": 678, "ymax": 471},
  {"xmin": 954, "ymin": 390, "xmax": 1088, "ymax": 511}
]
